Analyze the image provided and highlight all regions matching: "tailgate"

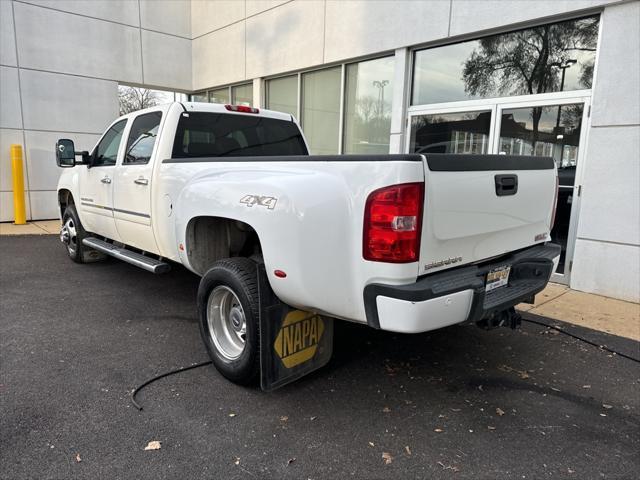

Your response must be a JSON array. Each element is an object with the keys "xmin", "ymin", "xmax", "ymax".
[{"xmin": 419, "ymin": 154, "xmax": 557, "ymax": 274}]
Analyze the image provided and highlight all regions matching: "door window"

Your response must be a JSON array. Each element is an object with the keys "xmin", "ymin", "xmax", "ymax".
[
  {"xmin": 93, "ymin": 119, "xmax": 127, "ymax": 166},
  {"xmin": 124, "ymin": 111, "xmax": 163, "ymax": 165},
  {"xmin": 409, "ymin": 110, "xmax": 492, "ymax": 154}
]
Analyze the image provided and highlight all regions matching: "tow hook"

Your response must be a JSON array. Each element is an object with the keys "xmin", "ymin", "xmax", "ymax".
[{"xmin": 476, "ymin": 307, "xmax": 522, "ymax": 330}]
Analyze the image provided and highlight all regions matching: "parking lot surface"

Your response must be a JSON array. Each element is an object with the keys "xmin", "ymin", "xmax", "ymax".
[{"xmin": 1, "ymin": 235, "xmax": 639, "ymax": 479}]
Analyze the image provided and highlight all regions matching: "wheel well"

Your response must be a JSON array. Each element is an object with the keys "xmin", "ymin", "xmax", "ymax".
[
  {"xmin": 185, "ymin": 216, "xmax": 261, "ymax": 274},
  {"xmin": 58, "ymin": 189, "xmax": 74, "ymax": 217}
]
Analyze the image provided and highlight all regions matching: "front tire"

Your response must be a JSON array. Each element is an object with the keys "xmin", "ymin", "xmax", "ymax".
[
  {"xmin": 60, "ymin": 205, "xmax": 104, "ymax": 263},
  {"xmin": 197, "ymin": 258, "xmax": 260, "ymax": 385}
]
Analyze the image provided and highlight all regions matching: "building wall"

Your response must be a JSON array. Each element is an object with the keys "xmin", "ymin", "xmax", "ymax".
[{"xmin": 0, "ymin": 0, "xmax": 191, "ymax": 221}]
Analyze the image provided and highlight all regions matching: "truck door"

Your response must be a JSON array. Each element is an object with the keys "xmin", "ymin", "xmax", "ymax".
[
  {"xmin": 78, "ymin": 118, "xmax": 127, "ymax": 241},
  {"xmin": 112, "ymin": 110, "xmax": 163, "ymax": 254}
]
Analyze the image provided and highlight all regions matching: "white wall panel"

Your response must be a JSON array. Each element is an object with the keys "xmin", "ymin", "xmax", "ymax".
[
  {"xmin": 140, "ymin": 0, "xmax": 191, "ymax": 38},
  {"xmin": 0, "ymin": 191, "xmax": 32, "ymax": 222},
  {"xmin": 246, "ymin": 0, "xmax": 324, "ymax": 79},
  {"xmin": 571, "ymin": 239, "xmax": 640, "ymax": 303},
  {"xmin": 14, "ymin": 1, "xmax": 142, "ymax": 83},
  {"xmin": 324, "ymin": 0, "xmax": 450, "ymax": 63},
  {"xmin": 191, "ymin": 0, "xmax": 245, "ymax": 38},
  {"xmin": 20, "ymin": 70, "xmax": 118, "ymax": 133},
  {"xmin": 192, "ymin": 22, "xmax": 245, "ymax": 90},
  {"xmin": 23, "ymin": 130, "xmax": 100, "ymax": 191},
  {"xmin": 20, "ymin": 0, "xmax": 140, "ymax": 27},
  {"xmin": 1, "ymin": 0, "xmax": 17, "ymax": 67},
  {"xmin": 450, "ymin": 0, "xmax": 615, "ymax": 37},
  {"xmin": 577, "ymin": 125, "xmax": 640, "ymax": 245},
  {"xmin": 246, "ymin": 0, "xmax": 288, "ymax": 17},
  {"xmin": 591, "ymin": 1, "xmax": 640, "ymax": 127},
  {"xmin": 0, "ymin": 66, "xmax": 22, "ymax": 129},
  {"xmin": 0, "ymin": 128, "xmax": 24, "ymax": 192},
  {"xmin": 142, "ymin": 31, "xmax": 191, "ymax": 90},
  {"xmin": 29, "ymin": 190, "xmax": 58, "ymax": 220}
]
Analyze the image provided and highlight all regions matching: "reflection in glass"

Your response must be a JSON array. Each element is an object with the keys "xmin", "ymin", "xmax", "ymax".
[
  {"xmin": 191, "ymin": 92, "xmax": 208, "ymax": 102},
  {"xmin": 412, "ymin": 15, "xmax": 599, "ymax": 105},
  {"xmin": 499, "ymin": 103, "xmax": 584, "ymax": 273},
  {"xmin": 231, "ymin": 83, "xmax": 253, "ymax": 106},
  {"xmin": 209, "ymin": 87, "xmax": 230, "ymax": 104},
  {"xmin": 266, "ymin": 75, "xmax": 298, "ymax": 118},
  {"xmin": 410, "ymin": 111, "xmax": 491, "ymax": 154},
  {"xmin": 343, "ymin": 57, "xmax": 395, "ymax": 154},
  {"xmin": 302, "ymin": 67, "xmax": 341, "ymax": 155}
]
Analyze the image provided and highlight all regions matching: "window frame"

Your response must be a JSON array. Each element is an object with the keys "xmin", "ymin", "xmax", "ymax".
[
  {"xmin": 91, "ymin": 118, "xmax": 128, "ymax": 168},
  {"xmin": 192, "ymin": 82, "xmax": 253, "ymax": 106}
]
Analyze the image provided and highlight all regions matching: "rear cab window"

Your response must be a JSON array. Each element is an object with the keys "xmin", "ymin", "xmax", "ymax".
[{"xmin": 172, "ymin": 112, "xmax": 308, "ymax": 158}]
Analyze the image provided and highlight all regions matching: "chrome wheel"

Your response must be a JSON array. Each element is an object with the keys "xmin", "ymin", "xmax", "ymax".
[
  {"xmin": 60, "ymin": 217, "xmax": 78, "ymax": 256},
  {"xmin": 207, "ymin": 285, "xmax": 247, "ymax": 360}
]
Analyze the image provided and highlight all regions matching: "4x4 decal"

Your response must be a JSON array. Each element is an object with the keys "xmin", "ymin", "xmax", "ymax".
[{"xmin": 240, "ymin": 195, "xmax": 278, "ymax": 210}]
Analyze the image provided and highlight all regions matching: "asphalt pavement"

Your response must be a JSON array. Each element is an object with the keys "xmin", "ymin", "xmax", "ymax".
[{"xmin": 1, "ymin": 235, "xmax": 639, "ymax": 479}]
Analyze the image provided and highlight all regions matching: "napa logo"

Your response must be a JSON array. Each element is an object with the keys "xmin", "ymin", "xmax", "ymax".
[{"xmin": 274, "ymin": 311, "xmax": 325, "ymax": 368}]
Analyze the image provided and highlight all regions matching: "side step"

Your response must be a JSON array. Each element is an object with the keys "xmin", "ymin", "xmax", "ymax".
[{"xmin": 82, "ymin": 237, "xmax": 171, "ymax": 274}]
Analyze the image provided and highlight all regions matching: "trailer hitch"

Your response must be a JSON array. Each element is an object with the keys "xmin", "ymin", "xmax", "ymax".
[{"xmin": 476, "ymin": 307, "xmax": 522, "ymax": 330}]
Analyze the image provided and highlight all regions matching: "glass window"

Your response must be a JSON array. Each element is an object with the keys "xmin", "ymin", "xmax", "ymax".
[
  {"xmin": 301, "ymin": 67, "xmax": 341, "ymax": 155},
  {"xmin": 93, "ymin": 119, "xmax": 127, "ymax": 166},
  {"xmin": 191, "ymin": 92, "xmax": 208, "ymax": 102},
  {"xmin": 409, "ymin": 110, "xmax": 491, "ymax": 154},
  {"xmin": 266, "ymin": 75, "xmax": 298, "ymax": 118},
  {"xmin": 124, "ymin": 111, "xmax": 162, "ymax": 165},
  {"xmin": 209, "ymin": 87, "xmax": 229, "ymax": 104},
  {"xmin": 343, "ymin": 57, "xmax": 395, "ymax": 154},
  {"xmin": 412, "ymin": 15, "xmax": 599, "ymax": 105},
  {"xmin": 171, "ymin": 112, "xmax": 308, "ymax": 158},
  {"xmin": 231, "ymin": 83, "xmax": 253, "ymax": 106}
]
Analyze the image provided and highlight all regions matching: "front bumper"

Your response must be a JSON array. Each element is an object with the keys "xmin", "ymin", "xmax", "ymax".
[{"xmin": 364, "ymin": 243, "xmax": 561, "ymax": 333}]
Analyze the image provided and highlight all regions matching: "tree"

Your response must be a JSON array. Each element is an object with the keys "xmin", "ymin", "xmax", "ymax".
[
  {"xmin": 462, "ymin": 17, "xmax": 598, "ymax": 143},
  {"xmin": 118, "ymin": 86, "xmax": 161, "ymax": 115}
]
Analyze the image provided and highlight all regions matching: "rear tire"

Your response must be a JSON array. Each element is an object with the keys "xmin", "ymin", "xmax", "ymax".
[
  {"xmin": 60, "ymin": 205, "xmax": 104, "ymax": 263},
  {"xmin": 197, "ymin": 258, "xmax": 260, "ymax": 385}
]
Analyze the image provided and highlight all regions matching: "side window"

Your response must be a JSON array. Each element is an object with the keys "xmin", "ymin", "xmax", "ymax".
[
  {"xmin": 93, "ymin": 119, "xmax": 127, "ymax": 167},
  {"xmin": 124, "ymin": 111, "xmax": 163, "ymax": 165}
]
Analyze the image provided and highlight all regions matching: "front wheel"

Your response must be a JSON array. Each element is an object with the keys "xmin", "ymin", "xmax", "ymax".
[
  {"xmin": 60, "ymin": 205, "xmax": 104, "ymax": 263},
  {"xmin": 197, "ymin": 258, "xmax": 260, "ymax": 385}
]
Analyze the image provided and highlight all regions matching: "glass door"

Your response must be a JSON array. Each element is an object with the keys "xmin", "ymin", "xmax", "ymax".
[
  {"xmin": 495, "ymin": 98, "xmax": 590, "ymax": 283},
  {"xmin": 407, "ymin": 95, "xmax": 590, "ymax": 284}
]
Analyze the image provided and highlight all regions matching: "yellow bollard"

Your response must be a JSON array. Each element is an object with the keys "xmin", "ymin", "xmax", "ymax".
[{"xmin": 10, "ymin": 144, "xmax": 27, "ymax": 225}]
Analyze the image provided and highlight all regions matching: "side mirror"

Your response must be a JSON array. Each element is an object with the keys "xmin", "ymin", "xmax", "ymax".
[{"xmin": 56, "ymin": 139, "xmax": 76, "ymax": 167}]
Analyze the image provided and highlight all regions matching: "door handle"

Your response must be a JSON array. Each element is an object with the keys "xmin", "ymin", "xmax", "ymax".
[
  {"xmin": 101, "ymin": 176, "xmax": 111, "ymax": 184},
  {"xmin": 134, "ymin": 177, "xmax": 149, "ymax": 186},
  {"xmin": 494, "ymin": 174, "xmax": 518, "ymax": 196}
]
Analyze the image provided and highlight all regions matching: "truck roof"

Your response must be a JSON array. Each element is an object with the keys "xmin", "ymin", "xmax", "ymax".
[{"xmin": 181, "ymin": 102, "xmax": 295, "ymax": 122}]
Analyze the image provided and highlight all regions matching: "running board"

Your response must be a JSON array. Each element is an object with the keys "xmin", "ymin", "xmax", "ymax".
[{"xmin": 82, "ymin": 237, "xmax": 171, "ymax": 274}]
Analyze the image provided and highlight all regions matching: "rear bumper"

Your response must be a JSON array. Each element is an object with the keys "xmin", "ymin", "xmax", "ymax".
[{"xmin": 363, "ymin": 243, "xmax": 561, "ymax": 333}]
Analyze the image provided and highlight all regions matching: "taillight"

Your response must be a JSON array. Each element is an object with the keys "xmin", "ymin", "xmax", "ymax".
[
  {"xmin": 363, "ymin": 182, "xmax": 424, "ymax": 263},
  {"xmin": 225, "ymin": 104, "xmax": 259, "ymax": 114},
  {"xmin": 550, "ymin": 175, "xmax": 559, "ymax": 230}
]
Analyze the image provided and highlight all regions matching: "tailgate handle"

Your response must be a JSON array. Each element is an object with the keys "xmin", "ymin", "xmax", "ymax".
[{"xmin": 495, "ymin": 174, "xmax": 518, "ymax": 196}]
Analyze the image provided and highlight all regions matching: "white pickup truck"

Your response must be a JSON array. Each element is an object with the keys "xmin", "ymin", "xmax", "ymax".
[{"xmin": 55, "ymin": 102, "xmax": 560, "ymax": 386}]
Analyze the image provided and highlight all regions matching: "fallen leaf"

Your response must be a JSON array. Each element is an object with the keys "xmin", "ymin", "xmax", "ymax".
[
  {"xmin": 382, "ymin": 407, "xmax": 391, "ymax": 413},
  {"xmin": 382, "ymin": 452, "xmax": 393, "ymax": 465},
  {"xmin": 496, "ymin": 408, "xmax": 505, "ymax": 416},
  {"xmin": 405, "ymin": 446, "xmax": 411, "ymax": 455},
  {"xmin": 310, "ymin": 416, "xmax": 317, "ymax": 421},
  {"xmin": 434, "ymin": 428, "xmax": 443, "ymax": 433},
  {"xmin": 368, "ymin": 442, "xmax": 375, "ymax": 447},
  {"xmin": 228, "ymin": 413, "xmax": 236, "ymax": 417},
  {"xmin": 519, "ymin": 371, "xmax": 530, "ymax": 379},
  {"xmin": 144, "ymin": 441, "xmax": 161, "ymax": 451},
  {"xmin": 487, "ymin": 426, "xmax": 496, "ymax": 430},
  {"xmin": 602, "ymin": 404, "xmax": 613, "ymax": 409},
  {"xmin": 582, "ymin": 385, "xmax": 591, "ymax": 389},
  {"xmin": 287, "ymin": 458, "xmax": 296, "ymax": 465},
  {"xmin": 75, "ymin": 453, "xmax": 81, "ymax": 463},
  {"xmin": 280, "ymin": 416, "xmax": 289, "ymax": 421},
  {"xmin": 234, "ymin": 457, "xmax": 240, "ymax": 465}
]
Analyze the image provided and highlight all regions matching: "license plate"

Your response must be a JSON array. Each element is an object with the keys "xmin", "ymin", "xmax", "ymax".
[{"xmin": 486, "ymin": 265, "xmax": 511, "ymax": 292}]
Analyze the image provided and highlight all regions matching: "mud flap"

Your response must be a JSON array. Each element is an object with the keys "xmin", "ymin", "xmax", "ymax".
[{"xmin": 257, "ymin": 263, "xmax": 333, "ymax": 391}]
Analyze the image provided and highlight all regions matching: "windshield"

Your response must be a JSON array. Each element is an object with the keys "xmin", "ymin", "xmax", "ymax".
[{"xmin": 172, "ymin": 112, "xmax": 308, "ymax": 158}]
